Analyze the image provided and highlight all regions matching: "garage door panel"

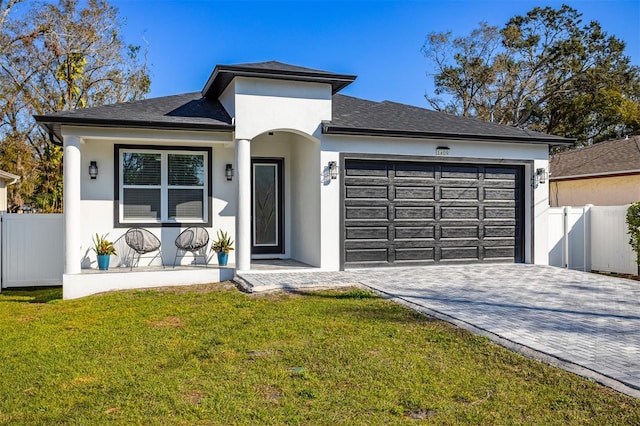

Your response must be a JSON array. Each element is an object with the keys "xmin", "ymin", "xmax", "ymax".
[
  {"xmin": 393, "ymin": 178, "xmax": 437, "ymax": 187},
  {"xmin": 485, "ymin": 246, "xmax": 515, "ymax": 259},
  {"xmin": 395, "ymin": 206, "xmax": 435, "ymax": 219},
  {"xmin": 441, "ymin": 206, "xmax": 479, "ymax": 219},
  {"xmin": 345, "ymin": 186, "xmax": 388, "ymax": 199},
  {"xmin": 344, "ymin": 176, "xmax": 389, "ymax": 187},
  {"xmin": 485, "ymin": 226, "xmax": 515, "ymax": 237},
  {"xmin": 441, "ymin": 226, "xmax": 479, "ymax": 239},
  {"xmin": 483, "ymin": 179, "xmax": 516, "ymax": 189},
  {"xmin": 441, "ymin": 166, "xmax": 479, "ymax": 179},
  {"xmin": 343, "ymin": 159, "xmax": 524, "ymax": 267},
  {"xmin": 394, "ymin": 186, "xmax": 435, "ymax": 200},
  {"xmin": 345, "ymin": 248, "xmax": 387, "ymax": 263},
  {"xmin": 392, "ymin": 200, "xmax": 437, "ymax": 208},
  {"xmin": 345, "ymin": 206, "xmax": 389, "ymax": 220},
  {"xmin": 392, "ymin": 240, "xmax": 437, "ymax": 249},
  {"xmin": 440, "ymin": 187, "xmax": 479, "ymax": 200},
  {"xmin": 441, "ymin": 246, "xmax": 479, "ymax": 260},
  {"xmin": 345, "ymin": 226, "xmax": 388, "ymax": 240},
  {"xmin": 484, "ymin": 207, "xmax": 515, "ymax": 218},
  {"xmin": 345, "ymin": 161, "xmax": 388, "ymax": 176},
  {"xmin": 485, "ymin": 168, "xmax": 517, "ymax": 180},
  {"xmin": 394, "ymin": 163, "xmax": 435, "ymax": 178},
  {"xmin": 395, "ymin": 226, "xmax": 435, "ymax": 239},
  {"xmin": 484, "ymin": 188, "xmax": 515, "ymax": 200},
  {"xmin": 395, "ymin": 248, "xmax": 435, "ymax": 261}
]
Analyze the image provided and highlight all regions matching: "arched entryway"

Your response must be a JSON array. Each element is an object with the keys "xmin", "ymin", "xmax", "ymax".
[{"xmin": 235, "ymin": 129, "xmax": 321, "ymax": 271}]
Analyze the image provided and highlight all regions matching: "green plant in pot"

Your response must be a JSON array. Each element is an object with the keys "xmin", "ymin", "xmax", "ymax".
[
  {"xmin": 211, "ymin": 230, "xmax": 234, "ymax": 266},
  {"xmin": 92, "ymin": 233, "xmax": 116, "ymax": 271}
]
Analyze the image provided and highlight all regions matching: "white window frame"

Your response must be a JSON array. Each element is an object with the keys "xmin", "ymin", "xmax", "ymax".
[{"xmin": 119, "ymin": 148, "xmax": 209, "ymax": 225}]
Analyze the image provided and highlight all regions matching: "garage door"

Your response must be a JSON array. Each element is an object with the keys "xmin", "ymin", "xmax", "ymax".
[{"xmin": 343, "ymin": 159, "xmax": 524, "ymax": 268}]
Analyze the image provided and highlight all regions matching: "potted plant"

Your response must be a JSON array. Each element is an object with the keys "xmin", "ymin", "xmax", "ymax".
[
  {"xmin": 211, "ymin": 230, "xmax": 234, "ymax": 266},
  {"xmin": 92, "ymin": 233, "xmax": 116, "ymax": 271}
]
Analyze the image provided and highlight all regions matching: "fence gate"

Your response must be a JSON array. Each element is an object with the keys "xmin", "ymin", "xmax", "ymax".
[
  {"xmin": 1, "ymin": 213, "xmax": 64, "ymax": 288},
  {"xmin": 548, "ymin": 206, "xmax": 590, "ymax": 271},
  {"xmin": 548, "ymin": 204, "xmax": 637, "ymax": 275}
]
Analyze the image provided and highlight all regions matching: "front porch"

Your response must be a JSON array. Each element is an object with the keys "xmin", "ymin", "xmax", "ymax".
[{"xmin": 63, "ymin": 259, "xmax": 319, "ymax": 299}]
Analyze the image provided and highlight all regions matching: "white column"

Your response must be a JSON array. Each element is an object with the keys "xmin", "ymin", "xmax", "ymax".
[
  {"xmin": 235, "ymin": 138, "xmax": 251, "ymax": 271},
  {"xmin": 63, "ymin": 134, "xmax": 82, "ymax": 274}
]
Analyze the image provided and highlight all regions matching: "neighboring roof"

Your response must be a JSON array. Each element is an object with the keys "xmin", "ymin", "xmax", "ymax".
[
  {"xmin": 34, "ymin": 92, "xmax": 233, "ymax": 144},
  {"xmin": 550, "ymin": 135, "xmax": 640, "ymax": 180},
  {"xmin": 326, "ymin": 94, "xmax": 573, "ymax": 145},
  {"xmin": 0, "ymin": 170, "xmax": 19, "ymax": 184},
  {"xmin": 201, "ymin": 61, "xmax": 357, "ymax": 98}
]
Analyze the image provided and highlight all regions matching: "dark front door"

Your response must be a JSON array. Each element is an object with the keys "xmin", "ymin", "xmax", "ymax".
[{"xmin": 252, "ymin": 158, "xmax": 284, "ymax": 254}]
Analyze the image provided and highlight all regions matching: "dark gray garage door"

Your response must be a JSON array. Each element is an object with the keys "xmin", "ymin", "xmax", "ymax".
[{"xmin": 343, "ymin": 159, "xmax": 524, "ymax": 268}]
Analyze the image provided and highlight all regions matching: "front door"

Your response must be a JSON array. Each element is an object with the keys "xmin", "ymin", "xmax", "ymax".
[{"xmin": 251, "ymin": 158, "xmax": 284, "ymax": 254}]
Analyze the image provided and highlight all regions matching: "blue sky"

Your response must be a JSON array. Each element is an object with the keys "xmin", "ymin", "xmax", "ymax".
[{"xmin": 112, "ymin": 0, "xmax": 640, "ymax": 108}]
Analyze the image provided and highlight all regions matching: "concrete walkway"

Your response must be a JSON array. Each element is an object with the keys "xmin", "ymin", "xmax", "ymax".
[{"xmin": 236, "ymin": 264, "xmax": 640, "ymax": 398}]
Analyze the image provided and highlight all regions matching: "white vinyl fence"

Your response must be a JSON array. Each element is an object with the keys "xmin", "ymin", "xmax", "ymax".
[
  {"xmin": 1, "ymin": 213, "xmax": 64, "ymax": 288},
  {"xmin": 548, "ymin": 205, "xmax": 637, "ymax": 274}
]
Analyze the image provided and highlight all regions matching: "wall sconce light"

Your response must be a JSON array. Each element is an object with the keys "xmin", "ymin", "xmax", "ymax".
[
  {"xmin": 535, "ymin": 167, "xmax": 548, "ymax": 184},
  {"xmin": 225, "ymin": 164, "xmax": 234, "ymax": 181},
  {"xmin": 328, "ymin": 161, "xmax": 338, "ymax": 180},
  {"xmin": 88, "ymin": 161, "xmax": 98, "ymax": 179}
]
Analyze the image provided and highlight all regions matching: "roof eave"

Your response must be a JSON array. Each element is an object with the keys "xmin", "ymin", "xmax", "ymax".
[
  {"xmin": 322, "ymin": 123, "xmax": 575, "ymax": 145},
  {"xmin": 550, "ymin": 169, "xmax": 640, "ymax": 181},
  {"xmin": 0, "ymin": 170, "xmax": 20, "ymax": 185},
  {"xmin": 34, "ymin": 116, "xmax": 234, "ymax": 145},
  {"xmin": 202, "ymin": 65, "xmax": 357, "ymax": 98}
]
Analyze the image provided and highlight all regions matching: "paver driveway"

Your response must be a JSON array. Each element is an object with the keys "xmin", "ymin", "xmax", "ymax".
[{"xmin": 237, "ymin": 264, "xmax": 640, "ymax": 398}]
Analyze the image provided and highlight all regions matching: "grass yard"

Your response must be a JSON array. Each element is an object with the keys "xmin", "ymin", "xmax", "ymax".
[{"xmin": 0, "ymin": 284, "xmax": 639, "ymax": 425}]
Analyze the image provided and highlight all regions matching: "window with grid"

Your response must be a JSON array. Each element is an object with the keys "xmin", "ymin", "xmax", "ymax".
[{"xmin": 118, "ymin": 147, "xmax": 209, "ymax": 225}]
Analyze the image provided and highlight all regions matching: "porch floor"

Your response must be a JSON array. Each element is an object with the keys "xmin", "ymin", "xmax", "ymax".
[
  {"xmin": 250, "ymin": 259, "xmax": 314, "ymax": 270},
  {"xmin": 80, "ymin": 264, "xmax": 234, "ymax": 274}
]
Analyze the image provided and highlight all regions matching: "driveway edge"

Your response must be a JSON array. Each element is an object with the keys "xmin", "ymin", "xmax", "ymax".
[{"xmin": 364, "ymin": 285, "xmax": 640, "ymax": 400}]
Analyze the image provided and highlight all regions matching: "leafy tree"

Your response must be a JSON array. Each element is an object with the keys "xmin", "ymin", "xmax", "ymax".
[
  {"xmin": 423, "ymin": 5, "xmax": 640, "ymax": 144},
  {"xmin": 0, "ymin": 0, "xmax": 150, "ymax": 211},
  {"xmin": 422, "ymin": 22, "xmax": 503, "ymax": 117}
]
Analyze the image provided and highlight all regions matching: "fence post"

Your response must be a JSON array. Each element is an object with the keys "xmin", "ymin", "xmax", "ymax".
[
  {"xmin": 583, "ymin": 204, "xmax": 592, "ymax": 272},
  {"xmin": 0, "ymin": 212, "xmax": 2, "ymax": 291},
  {"xmin": 563, "ymin": 206, "xmax": 569, "ymax": 268}
]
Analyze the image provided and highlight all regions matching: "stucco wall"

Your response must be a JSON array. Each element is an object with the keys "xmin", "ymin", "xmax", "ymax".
[
  {"xmin": 250, "ymin": 132, "xmax": 293, "ymax": 259},
  {"xmin": 319, "ymin": 135, "xmax": 550, "ymax": 270},
  {"xmin": 72, "ymin": 127, "xmax": 234, "ymax": 269},
  {"xmin": 550, "ymin": 175, "xmax": 640, "ymax": 207},
  {"xmin": 233, "ymin": 77, "xmax": 332, "ymax": 140},
  {"xmin": 289, "ymin": 133, "xmax": 321, "ymax": 266}
]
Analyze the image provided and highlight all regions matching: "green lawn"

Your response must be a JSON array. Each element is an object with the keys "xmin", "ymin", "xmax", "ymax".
[{"xmin": 0, "ymin": 284, "xmax": 638, "ymax": 425}]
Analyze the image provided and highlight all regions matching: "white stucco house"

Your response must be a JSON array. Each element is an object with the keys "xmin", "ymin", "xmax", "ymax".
[
  {"xmin": 0, "ymin": 170, "xmax": 19, "ymax": 212},
  {"xmin": 35, "ymin": 61, "xmax": 572, "ymax": 298}
]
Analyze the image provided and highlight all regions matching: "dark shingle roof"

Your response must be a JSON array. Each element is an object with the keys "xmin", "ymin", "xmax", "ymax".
[
  {"xmin": 327, "ymin": 94, "xmax": 572, "ymax": 144},
  {"xmin": 201, "ymin": 61, "xmax": 357, "ymax": 98},
  {"xmin": 226, "ymin": 61, "xmax": 343, "ymax": 75},
  {"xmin": 34, "ymin": 61, "xmax": 573, "ymax": 147},
  {"xmin": 34, "ymin": 92, "xmax": 233, "ymax": 143},
  {"xmin": 549, "ymin": 136, "xmax": 640, "ymax": 180}
]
